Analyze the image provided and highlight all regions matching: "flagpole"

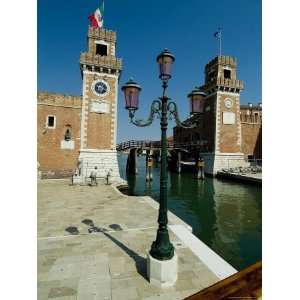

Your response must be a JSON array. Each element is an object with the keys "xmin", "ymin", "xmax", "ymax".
[{"xmin": 219, "ymin": 28, "xmax": 222, "ymax": 57}]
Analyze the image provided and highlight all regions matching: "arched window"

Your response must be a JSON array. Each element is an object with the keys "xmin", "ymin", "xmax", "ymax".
[{"xmin": 64, "ymin": 128, "xmax": 72, "ymax": 141}]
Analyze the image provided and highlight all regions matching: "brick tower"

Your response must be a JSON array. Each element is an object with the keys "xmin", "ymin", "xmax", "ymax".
[
  {"xmin": 200, "ymin": 56, "xmax": 247, "ymax": 174},
  {"xmin": 78, "ymin": 26, "xmax": 122, "ymax": 181}
]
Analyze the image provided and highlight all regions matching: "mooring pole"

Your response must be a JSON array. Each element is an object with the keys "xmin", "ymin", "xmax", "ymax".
[
  {"xmin": 195, "ymin": 156, "xmax": 205, "ymax": 180},
  {"xmin": 146, "ymin": 150, "xmax": 153, "ymax": 182},
  {"xmin": 176, "ymin": 151, "xmax": 181, "ymax": 174}
]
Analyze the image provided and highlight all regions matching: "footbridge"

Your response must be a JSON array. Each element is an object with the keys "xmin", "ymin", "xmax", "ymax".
[
  {"xmin": 117, "ymin": 140, "xmax": 175, "ymax": 151},
  {"xmin": 117, "ymin": 140, "xmax": 205, "ymax": 180}
]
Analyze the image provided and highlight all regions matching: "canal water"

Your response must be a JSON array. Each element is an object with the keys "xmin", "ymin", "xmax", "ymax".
[{"xmin": 118, "ymin": 153, "xmax": 262, "ymax": 271}]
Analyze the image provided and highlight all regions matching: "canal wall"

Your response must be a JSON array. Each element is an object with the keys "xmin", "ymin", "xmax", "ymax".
[
  {"xmin": 200, "ymin": 152, "xmax": 249, "ymax": 175},
  {"xmin": 113, "ymin": 182, "xmax": 238, "ymax": 280},
  {"xmin": 216, "ymin": 171, "xmax": 262, "ymax": 185}
]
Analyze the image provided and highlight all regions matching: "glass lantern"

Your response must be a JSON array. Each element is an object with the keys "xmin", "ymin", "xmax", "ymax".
[
  {"xmin": 188, "ymin": 87, "xmax": 206, "ymax": 114},
  {"xmin": 121, "ymin": 79, "xmax": 141, "ymax": 110},
  {"xmin": 156, "ymin": 49, "xmax": 175, "ymax": 81}
]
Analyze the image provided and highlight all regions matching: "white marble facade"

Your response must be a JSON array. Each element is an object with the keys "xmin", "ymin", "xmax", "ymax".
[{"xmin": 77, "ymin": 149, "xmax": 123, "ymax": 184}]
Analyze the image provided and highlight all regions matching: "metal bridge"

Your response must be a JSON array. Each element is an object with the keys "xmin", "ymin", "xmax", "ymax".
[{"xmin": 117, "ymin": 139, "xmax": 207, "ymax": 152}]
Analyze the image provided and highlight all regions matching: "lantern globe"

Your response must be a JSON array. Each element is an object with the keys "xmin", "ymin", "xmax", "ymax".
[
  {"xmin": 188, "ymin": 87, "xmax": 206, "ymax": 114},
  {"xmin": 121, "ymin": 79, "xmax": 141, "ymax": 110},
  {"xmin": 156, "ymin": 49, "xmax": 175, "ymax": 81}
]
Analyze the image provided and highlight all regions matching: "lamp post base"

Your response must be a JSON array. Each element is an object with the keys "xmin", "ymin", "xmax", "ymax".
[{"xmin": 147, "ymin": 251, "xmax": 178, "ymax": 288}]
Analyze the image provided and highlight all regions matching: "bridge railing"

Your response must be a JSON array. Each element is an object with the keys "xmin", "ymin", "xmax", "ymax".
[
  {"xmin": 117, "ymin": 140, "xmax": 163, "ymax": 151},
  {"xmin": 117, "ymin": 140, "xmax": 221, "ymax": 151}
]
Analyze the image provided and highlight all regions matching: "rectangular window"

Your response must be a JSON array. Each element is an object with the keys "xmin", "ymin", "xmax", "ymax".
[
  {"xmin": 224, "ymin": 69, "xmax": 231, "ymax": 79},
  {"xmin": 96, "ymin": 44, "xmax": 107, "ymax": 56},
  {"xmin": 208, "ymin": 72, "xmax": 215, "ymax": 81},
  {"xmin": 47, "ymin": 115, "xmax": 55, "ymax": 128}
]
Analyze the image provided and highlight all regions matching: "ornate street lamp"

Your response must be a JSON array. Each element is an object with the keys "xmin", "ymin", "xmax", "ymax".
[{"xmin": 121, "ymin": 49, "xmax": 201, "ymax": 271}]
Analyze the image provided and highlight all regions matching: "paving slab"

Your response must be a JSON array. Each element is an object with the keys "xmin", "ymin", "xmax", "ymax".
[{"xmin": 38, "ymin": 179, "xmax": 225, "ymax": 299}]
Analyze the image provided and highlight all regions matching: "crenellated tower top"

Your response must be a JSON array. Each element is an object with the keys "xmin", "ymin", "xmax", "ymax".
[
  {"xmin": 79, "ymin": 26, "xmax": 122, "ymax": 77},
  {"xmin": 200, "ymin": 55, "xmax": 243, "ymax": 95}
]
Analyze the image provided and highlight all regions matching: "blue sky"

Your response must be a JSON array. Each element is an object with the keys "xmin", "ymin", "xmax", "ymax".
[{"xmin": 38, "ymin": 0, "xmax": 261, "ymax": 142}]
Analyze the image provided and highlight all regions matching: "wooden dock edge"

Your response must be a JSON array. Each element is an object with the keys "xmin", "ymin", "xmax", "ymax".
[{"xmin": 184, "ymin": 260, "xmax": 262, "ymax": 300}]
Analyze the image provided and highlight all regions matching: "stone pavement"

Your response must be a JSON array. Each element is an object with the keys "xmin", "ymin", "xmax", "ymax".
[{"xmin": 38, "ymin": 179, "xmax": 221, "ymax": 300}]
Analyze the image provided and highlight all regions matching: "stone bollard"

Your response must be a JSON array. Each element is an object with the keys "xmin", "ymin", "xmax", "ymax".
[{"xmin": 106, "ymin": 169, "xmax": 113, "ymax": 185}]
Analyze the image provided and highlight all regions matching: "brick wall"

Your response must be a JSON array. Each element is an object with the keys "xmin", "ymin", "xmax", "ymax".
[
  {"xmin": 173, "ymin": 94, "xmax": 216, "ymax": 153},
  {"xmin": 241, "ymin": 124, "xmax": 262, "ymax": 158},
  {"xmin": 218, "ymin": 93, "xmax": 241, "ymax": 153},
  {"xmin": 82, "ymin": 74, "xmax": 117, "ymax": 150},
  {"xmin": 37, "ymin": 92, "xmax": 82, "ymax": 178},
  {"xmin": 240, "ymin": 106, "xmax": 262, "ymax": 158},
  {"xmin": 173, "ymin": 100, "xmax": 262, "ymax": 158}
]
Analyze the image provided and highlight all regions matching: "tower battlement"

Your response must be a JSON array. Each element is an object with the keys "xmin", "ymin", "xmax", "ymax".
[
  {"xmin": 37, "ymin": 91, "xmax": 82, "ymax": 108},
  {"xmin": 88, "ymin": 26, "xmax": 116, "ymax": 42},
  {"xmin": 205, "ymin": 56, "xmax": 237, "ymax": 70},
  {"xmin": 202, "ymin": 55, "xmax": 243, "ymax": 94},
  {"xmin": 80, "ymin": 53, "xmax": 122, "ymax": 72}
]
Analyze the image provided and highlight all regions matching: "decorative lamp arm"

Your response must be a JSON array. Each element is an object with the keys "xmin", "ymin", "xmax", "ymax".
[
  {"xmin": 129, "ymin": 100, "xmax": 162, "ymax": 127},
  {"xmin": 167, "ymin": 101, "xmax": 197, "ymax": 128}
]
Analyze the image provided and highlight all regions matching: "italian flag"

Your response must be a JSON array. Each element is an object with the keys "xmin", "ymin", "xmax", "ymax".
[{"xmin": 89, "ymin": 1, "xmax": 104, "ymax": 28}]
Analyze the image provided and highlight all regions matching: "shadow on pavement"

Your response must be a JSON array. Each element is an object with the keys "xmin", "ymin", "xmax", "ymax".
[{"xmin": 65, "ymin": 219, "xmax": 147, "ymax": 280}]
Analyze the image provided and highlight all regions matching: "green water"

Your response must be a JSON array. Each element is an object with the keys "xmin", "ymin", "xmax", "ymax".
[{"xmin": 118, "ymin": 153, "xmax": 262, "ymax": 271}]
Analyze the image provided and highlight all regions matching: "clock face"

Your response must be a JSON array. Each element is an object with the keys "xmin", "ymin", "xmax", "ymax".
[
  {"xmin": 224, "ymin": 98, "xmax": 233, "ymax": 109},
  {"xmin": 92, "ymin": 80, "xmax": 110, "ymax": 96}
]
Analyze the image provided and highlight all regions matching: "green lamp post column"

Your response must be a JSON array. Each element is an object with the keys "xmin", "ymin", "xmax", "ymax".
[
  {"xmin": 150, "ymin": 79, "xmax": 174, "ymax": 260},
  {"xmin": 121, "ymin": 49, "xmax": 205, "ymax": 262}
]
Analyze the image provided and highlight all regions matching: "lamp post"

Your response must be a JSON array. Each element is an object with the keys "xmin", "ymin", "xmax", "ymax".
[{"xmin": 121, "ymin": 49, "xmax": 206, "ymax": 284}]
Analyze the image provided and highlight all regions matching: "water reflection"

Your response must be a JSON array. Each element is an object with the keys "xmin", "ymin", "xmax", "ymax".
[
  {"xmin": 210, "ymin": 180, "xmax": 262, "ymax": 269},
  {"xmin": 117, "ymin": 153, "xmax": 261, "ymax": 270}
]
